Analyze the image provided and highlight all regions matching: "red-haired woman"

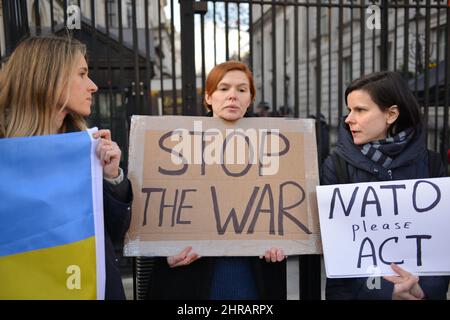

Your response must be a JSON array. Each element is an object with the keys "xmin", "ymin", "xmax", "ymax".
[{"xmin": 146, "ymin": 61, "xmax": 286, "ymax": 300}]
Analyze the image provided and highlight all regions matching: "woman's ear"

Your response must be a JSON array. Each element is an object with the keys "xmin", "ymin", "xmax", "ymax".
[
  {"xmin": 205, "ymin": 93, "xmax": 212, "ymax": 106},
  {"xmin": 386, "ymin": 105, "xmax": 399, "ymax": 125}
]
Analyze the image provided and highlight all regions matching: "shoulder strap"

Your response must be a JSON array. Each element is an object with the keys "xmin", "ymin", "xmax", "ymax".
[
  {"xmin": 330, "ymin": 152, "xmax": 349, "ymax": 184},
  {"xmin": 427, "ymin": 150, "xmax": 443, "ymax": 178}
]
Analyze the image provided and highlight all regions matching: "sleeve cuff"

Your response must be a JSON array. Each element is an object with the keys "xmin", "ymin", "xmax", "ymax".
[{"xmin": 104, "ymin": 167, "xmax": 124, "ymax": 185}]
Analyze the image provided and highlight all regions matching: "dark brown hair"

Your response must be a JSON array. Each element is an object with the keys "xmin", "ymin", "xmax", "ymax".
[{"xmin": 345, "ymin": 71, "xmax": 422, "ymax": 135}]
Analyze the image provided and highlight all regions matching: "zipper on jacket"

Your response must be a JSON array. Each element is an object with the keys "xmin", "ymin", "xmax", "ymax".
[{"xmin": 387, "ymin": 169, "xmax": 393, "ymax": 180}]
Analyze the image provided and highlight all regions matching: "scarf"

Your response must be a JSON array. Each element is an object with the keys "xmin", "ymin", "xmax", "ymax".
[{"xmin": 359, "ymin": 127, "xmax": 415, "ymax": 168}]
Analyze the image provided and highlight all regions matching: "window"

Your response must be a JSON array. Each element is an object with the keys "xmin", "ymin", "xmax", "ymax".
[
  {"xmin": 343, "ymin": 56, "xmax": 352, "ymax": 86},
  {"xmin": 343, "ymin": 7, "xmax": 360, "ymax": 24},
  {"xmin": 126, "ymin": 0, "xmax": 133, "ymax": 28},
  {"xmin": 437, "ymin": 27, "xmax": 446, "ymax": 62},
  {"xmin": 320, "ymin": 8, "xmax": 329, "ymax": 34},
  {"xmin": 98, "ymin": 93, "xmax": 111, "ymax": 119},
  {"xmin": 285, "ymin": 19, "xmax": 290, "ymax": 58},
  {"xmin": 376, "ymin": 42, "xmax": 393, "ymax": 71},
  {"xmin": 255, "ymin": 38, "xmax": 261, "ymax": 73},
  {"xmin": 107, "ymin": 0, "xmax": 117, "ymax": 28}
]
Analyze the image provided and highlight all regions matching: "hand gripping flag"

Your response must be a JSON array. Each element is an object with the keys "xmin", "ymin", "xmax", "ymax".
[{"xmin": 0, "ymin": 129, "xmax": 105, "ymax": 299}]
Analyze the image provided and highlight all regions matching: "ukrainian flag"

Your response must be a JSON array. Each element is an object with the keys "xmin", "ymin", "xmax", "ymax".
[{"xmin": 0, "ymin": 129, "xmax": 105, "ymax": 300}]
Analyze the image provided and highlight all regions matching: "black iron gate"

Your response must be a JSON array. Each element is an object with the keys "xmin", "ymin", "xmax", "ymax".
[
  {"xmin": 2, "ymin": 0, "xmax": 450, "ymax": 300},
  {"xmin": 177, "ymin": 0, "xmax": 450, "ymax": 299},
  {"xmin": 179, "ymin": 0, "xmax": 450, "ymax": 160}
]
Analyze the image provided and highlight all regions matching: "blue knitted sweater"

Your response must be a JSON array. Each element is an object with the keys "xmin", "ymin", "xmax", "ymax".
[{"xmin": 209, "ymin": 257, "xmax": 259, "ymax": 300}]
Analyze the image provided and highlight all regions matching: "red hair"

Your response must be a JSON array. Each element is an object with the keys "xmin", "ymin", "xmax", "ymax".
[{"xmin": 203, "ymin": 61, "xmax": 256, "ymax": 110}]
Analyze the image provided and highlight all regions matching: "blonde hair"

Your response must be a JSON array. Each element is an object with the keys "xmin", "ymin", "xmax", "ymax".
[{"xmin": 0, "ymin": 36, "xmax": 88, "ymax": 138}]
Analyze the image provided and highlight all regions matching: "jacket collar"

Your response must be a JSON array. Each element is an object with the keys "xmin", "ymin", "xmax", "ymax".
[{"xmin": 334, "ymin": 116, "xmax": 426, "ymax": 173}]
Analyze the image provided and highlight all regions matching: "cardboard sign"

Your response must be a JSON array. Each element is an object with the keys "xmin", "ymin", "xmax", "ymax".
[
  {"xmin": 124, "ymin": 116, "xmax": 321, "ymax": 256},
  {"xmin": 317, "ymin": 177, "xmax": 450, "ymax": 278}
]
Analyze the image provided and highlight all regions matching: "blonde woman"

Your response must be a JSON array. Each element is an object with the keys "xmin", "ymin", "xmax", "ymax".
[{"xmin": 0, "ymin": 36, "xmax": 132, "ymax": 299}]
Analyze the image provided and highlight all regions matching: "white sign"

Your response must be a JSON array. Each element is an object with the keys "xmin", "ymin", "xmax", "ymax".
[{"xmin": 317, "ymin": 177, "xmax": 450, "ymax": 278}]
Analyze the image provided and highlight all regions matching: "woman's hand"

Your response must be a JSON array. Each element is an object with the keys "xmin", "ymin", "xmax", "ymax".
[
  {"xmin": 93, "ymin": 129, "xmax": 121, "ymax": 179},
  {"xmin": 167, "ymin": 246, "xmax": 200, "ymax": 268},
  {"xmin": 260, "ymin": 247, "xmax": 285, "ymax": 263},
  {"xmin": 383, "ymin": 263, "xmax": 425, "ymax": 300}
]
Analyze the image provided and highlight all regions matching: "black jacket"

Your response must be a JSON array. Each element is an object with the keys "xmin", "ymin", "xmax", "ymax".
[
  {"xmin": 103, "ymin": 178, "xmax": 133, "ymax": 300},
  {"xmin": 146, "ymin": 257, "xmax": 286, "ymax": 300},
  {"xmin": 321, "ymin": 120, "xmax": 449, "ymax": 300}
]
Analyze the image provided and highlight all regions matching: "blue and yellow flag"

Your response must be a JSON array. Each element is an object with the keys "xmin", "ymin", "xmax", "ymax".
[{"xmin": 0, "ymin": 129, "xmax": 105, "ymax": 299}]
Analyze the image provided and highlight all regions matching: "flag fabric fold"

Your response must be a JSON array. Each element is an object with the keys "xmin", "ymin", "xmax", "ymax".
[{"xmin": 0, "ymin": 130, "xmax": 105, "ymax": 299}]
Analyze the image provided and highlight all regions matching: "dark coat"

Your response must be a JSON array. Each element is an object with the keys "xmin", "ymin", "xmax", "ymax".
[
  {"xmin": 103, "ymin": 178, "xmax": 133, "ymax": 300},
  {"xmin": 146, "ymin": 257, "xmax": 286, "ymax": 300},
  {"xmin": 321, "ymin": 120, "xmax": 450, "ymax": 300},
  {"xmin": 65, "ymin": 124, "xmax": 132, "ymax": 299}
]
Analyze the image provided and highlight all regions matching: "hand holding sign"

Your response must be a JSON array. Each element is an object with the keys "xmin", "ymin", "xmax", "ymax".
[
  {"xmin": 260, "ymin": 247, "xmax": 285, "ymax": 263},
  {"xmin": 93, "ymin": 129, "xmax": 121, "ymax": 179},
  {"xmin": 317, "ymin": 177, "xmax": 450, "ymax": 277},
  {"xmin": 383, "ymin": 263, "xmax": 425, "ymax": 300},
  {"xmin": 167, "ymin": 246, "xmax": 200, "ymax": 268}
]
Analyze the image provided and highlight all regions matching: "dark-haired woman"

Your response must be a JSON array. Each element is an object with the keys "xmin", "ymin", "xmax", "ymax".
[{"xmin": 321, "ymin": 71, "xmax": 450, "ymax": 300}]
